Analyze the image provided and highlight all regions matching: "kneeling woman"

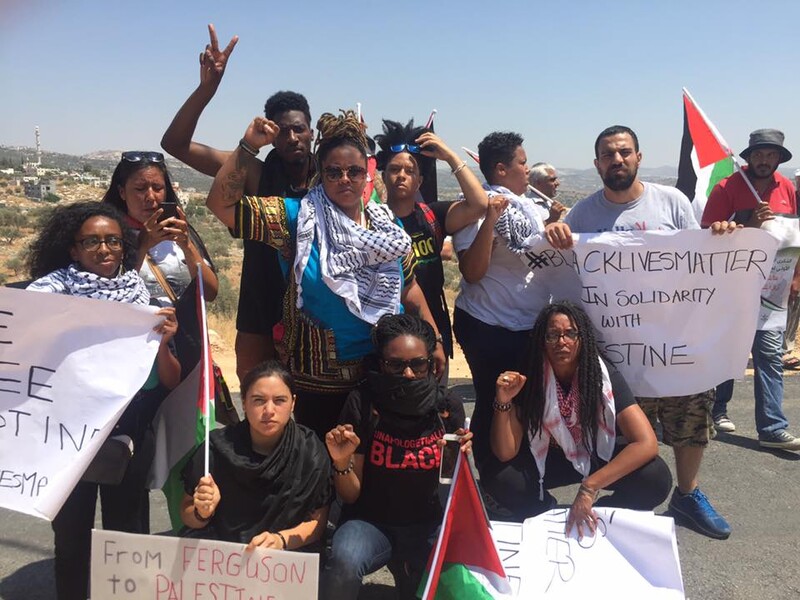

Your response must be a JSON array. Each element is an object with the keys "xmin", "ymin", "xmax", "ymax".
[
  {"xmin": 322, "ymin": 314, "xmax": 470, "ymax": 600},
  {"xmin": 482, "ymin": 301, "xmax": 671, "ymax": 535},
  {"xmin": 181, "ymin": 361, "xmax": 332, "ymax": 550}
]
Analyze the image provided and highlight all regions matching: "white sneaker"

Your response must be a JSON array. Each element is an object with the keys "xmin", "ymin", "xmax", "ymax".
[{"xmin": 713, "ymin": 415, "xmax": 736, "ymax": 433}]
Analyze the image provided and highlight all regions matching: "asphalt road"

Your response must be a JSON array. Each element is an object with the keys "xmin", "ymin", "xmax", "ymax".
[{"xmin": 1, "ymin": 376, "xmax": 799, "ymax": 599}]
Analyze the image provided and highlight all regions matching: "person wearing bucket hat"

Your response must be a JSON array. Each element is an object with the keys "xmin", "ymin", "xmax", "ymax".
[
  {"xmin": 702, "ymin": 129, "xmax": 800, "ymax": 452},
  {"xmin": 702, "ymin": 129, "xmax": 796, "ymax": 227}
]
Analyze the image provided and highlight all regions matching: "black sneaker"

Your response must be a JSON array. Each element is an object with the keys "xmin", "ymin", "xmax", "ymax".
[{"xmin": 759, "ymin": 430, "xmax": 800, "ymax": 451}]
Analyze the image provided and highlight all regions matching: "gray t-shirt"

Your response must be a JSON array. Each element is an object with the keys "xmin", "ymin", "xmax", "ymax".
[{"xmin": 565, "ymin": 182, "xmax": 699, "ymax": 233}]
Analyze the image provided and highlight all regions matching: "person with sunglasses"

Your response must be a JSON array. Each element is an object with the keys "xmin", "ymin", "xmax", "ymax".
[
  {"xmin": 321, "ymin": 314, "xmax": 470, "ymax": 600},
  {"xmin": 25, "ymin": 202, "xmax": 180, "ymax": 600},
  {"xmin": 374, "ymin": 119, "xmax": 489, "ymax": 380},
  {"xmin": 481, "ymin": 301, "xmax": 671, "ymax": 535},
  {"xmin": 102, "ymin": 151, "xmax": 217, "ymax": 306},
  {"xmin": 206, "ymin": 111, "xmax": 446, "ymax": 440}
]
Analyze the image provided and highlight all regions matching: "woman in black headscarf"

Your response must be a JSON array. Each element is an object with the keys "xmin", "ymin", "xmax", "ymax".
[{"xmin": 180, "ymin": 360, "xmax": 332, "ymax": 550}]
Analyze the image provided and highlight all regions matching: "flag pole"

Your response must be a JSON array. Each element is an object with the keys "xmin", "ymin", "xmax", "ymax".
[
  {"xmin": 196, "ymin": 263, "xmax": 212, "ymax": 475},
  {"xmin": 425, "ymin": 108, "xmax": 437, "ymax": 129},
  {"xmin": 682, "ymin": 87, "xmax": 762, "ymax": 207}
]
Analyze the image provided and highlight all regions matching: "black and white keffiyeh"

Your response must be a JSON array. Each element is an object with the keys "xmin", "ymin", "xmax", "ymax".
[
  {"xmin": 294, "ymin": 185, "xmax": 411, "ymax": 324},
  {"xmin": 27, "ymin": 263, "xmax": 151, "ymax": 305},
  {"xmin": 486, "ymin": 184, "xmax": 546, "ymax": 253}
]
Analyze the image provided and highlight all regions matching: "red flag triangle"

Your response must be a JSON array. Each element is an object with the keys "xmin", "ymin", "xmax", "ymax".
[{"xmin": 683, "ymin": 92, "xmax": 728, "ymax": 168}]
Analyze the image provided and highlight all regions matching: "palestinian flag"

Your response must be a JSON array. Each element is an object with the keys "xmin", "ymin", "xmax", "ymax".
[
  {"xmin": 419, "ymin": 451, "xmax": 512, "ymax": 599},
  {"xmin": 149, "ymin": 272, "xmax": 217, "ymax": 531},
  {"xmin": 676, "ymin": 88, "xmax": 734, "ymax": 222}
]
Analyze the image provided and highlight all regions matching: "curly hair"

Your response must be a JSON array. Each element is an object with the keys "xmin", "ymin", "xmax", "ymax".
[
  {"xmin": 264, "ymin": 90, "xmax": 311, "ymax": 125},
  {"xmin": 374, "ymin": 118, "xmax": 433, "ymax": 173},
  {"xmin": 101, "ymin": 155, "xmax": 180, "ymax": 215},
  {"xmin": 240, "ymin": 359, "xmax": 296, "ymax": 400},
  {"xmin": 314, "ymin": 110, "xmax": 368, "ymax": 168},
  {"xmin": 27, "ymin": 201, "xmax": 138, "ymax": 278},
  {"xmin": 372, "ymin": 313, "xmax": 436, "ymax": 358},
  {"xmin": 477, "ymin": 131, "xmax": 524, "ymax": 184},
  {"xmin": 517, "ymin": 301, "xmax": 607, "ymax": 453}
]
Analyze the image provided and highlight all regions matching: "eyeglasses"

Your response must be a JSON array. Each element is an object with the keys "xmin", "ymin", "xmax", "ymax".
[
  {"xmin": 389, "ymin": 143, "xmax": 423, "ymax": 154},
  {"xmin": 382, "ymin": 356, "xmax": 433, "ymax": 376},
  {"xmin": 544, "ymin": 330, "xmax": 579, "ymax": 344},
  {"xmin": 121, "ymin": 151, "xmax": 165, "ymax": 163},
  {"xmin": 323, "ymin": 166, "xmax": 368, "ymax": 182},
  {"xmin": 75, "ymin": 236, "xmax": 124, "ymax": 252}
]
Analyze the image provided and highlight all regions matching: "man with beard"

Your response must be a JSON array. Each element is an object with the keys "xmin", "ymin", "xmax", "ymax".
[
  {"xmin": 161, "ymin": 25, "xmax": 315, "ymax": 382},
  {"xmin": 701, "ymin": 129, "xmax": 800, "ymax": 452},
  {"xmin": 527, "ymin": 162, "xmax": 566, "ymax": 225},
  {"xmin": 564, "ymin": 125, "xmax": 733, "ymax": 539}
]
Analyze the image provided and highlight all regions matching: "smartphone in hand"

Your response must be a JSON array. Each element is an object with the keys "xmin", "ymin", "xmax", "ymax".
[
  {"xmin": 439, "ymin": 433, "xmax": 462, "ymax": 484},
  {"xmin": 158, "ymin": 201, "xmax": 180, "ymax": 222}
]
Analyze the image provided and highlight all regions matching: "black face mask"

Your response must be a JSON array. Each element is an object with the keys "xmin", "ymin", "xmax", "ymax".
[{"xmin": 368, "ymin": 370, "xmax": 440, "ymax": 418}]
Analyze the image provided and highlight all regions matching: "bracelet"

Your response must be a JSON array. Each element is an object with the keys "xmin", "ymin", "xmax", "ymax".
[
  {"xmin": 578, "ymin": 483, "xmax": 600, "ymax": 503},
  {"xmin": 333, "ymin": 458, "xmax": 355, "ymax": 475},
  {"xmin": 451, "ymin": 162, "xmax": 468, "ymax": 176},
  {"xmin": 492, "ymin": 400, "xmax": 513, "ymax": 412},
  {"xmin": 194, "ymin": 507, "xmax": 212, "ymax": 522},
  {"xmin": 435, "ymin": 334, "xmax": 444, "ymax": 345},
  {"xmin": 239, "ymin": 138, "xmax": 259, "ymax": 157},
  {"xmin": 275, "ymin": 531, "xmax": 288, "ymax": 550}
]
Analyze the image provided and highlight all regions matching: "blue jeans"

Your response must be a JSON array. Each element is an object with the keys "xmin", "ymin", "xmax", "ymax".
[
  {"xmin": 321, "ymin": 518, "xmax": 438, "ymax": 600},
  {"xmin": 751, "ymin": 329, "xmax": 790, "ymax": 436}
]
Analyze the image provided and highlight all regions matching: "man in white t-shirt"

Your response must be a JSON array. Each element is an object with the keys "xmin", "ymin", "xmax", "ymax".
[
  {"xmin": 527, "ymin": 162, "xmax": 566, "ymax": 225},
  {"xmin": 564, "ymin": 125, "xmax": 735, "ymax": 540}
]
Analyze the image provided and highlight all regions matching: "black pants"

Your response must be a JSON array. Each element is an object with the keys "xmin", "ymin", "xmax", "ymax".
[
  {"xmin": 52, "ymin": 431, "xmax": 154, "ymax": 600},
  {"xmin": 480, "ymin": 444, "xmax": 673, "ymax": 523},
  {"xmin": 294, "ymin": 388, "xmax": 351, "ymax": 441},
  {"xmin": 453, "ymin": 307, "xmax": 532, "ymax": 460}
]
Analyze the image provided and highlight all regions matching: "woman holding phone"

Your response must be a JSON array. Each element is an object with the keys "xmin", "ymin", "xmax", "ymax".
[
  {"xmin": 321, "ymin": 314, "xmax": 470, "ymax": 600},
  {"xmin": 102, "ymin": 150, "xmax": 218, "ymax": 306}
]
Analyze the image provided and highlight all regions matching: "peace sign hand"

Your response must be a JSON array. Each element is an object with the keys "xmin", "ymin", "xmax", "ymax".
[{"xmin": 199, "ymin": 24, "xmax": 238, "ymax": 89}]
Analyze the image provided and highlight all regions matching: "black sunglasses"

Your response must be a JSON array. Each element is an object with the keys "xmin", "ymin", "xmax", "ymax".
[
  {"xmin": 382, "ymin": 356, "xmax": 433, "ymax": 376},
  {"xmin": 121, "ymin": 151, "xmax": 164, "ymax": 163},
  {"xmin": 323, "ymin": 166, "xmax": 368, "ymax": 182}
]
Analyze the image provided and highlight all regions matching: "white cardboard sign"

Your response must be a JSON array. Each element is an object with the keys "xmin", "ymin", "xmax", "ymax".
[
  {"xmin": 91, "ymin": 530, "xmax": 319, "ymax": 600},
  {"xmin": 0, "ymin": 288, "xmax": 160, "ymax": 519}
]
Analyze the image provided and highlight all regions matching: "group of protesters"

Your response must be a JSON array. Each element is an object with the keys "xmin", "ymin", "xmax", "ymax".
[{"xmin": 20, "ymin": 24, "xmax": 800, "ymax": 600}]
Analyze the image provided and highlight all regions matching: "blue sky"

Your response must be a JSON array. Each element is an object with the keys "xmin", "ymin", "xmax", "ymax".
[{"xmin": 3, "ymin": 0, "xmax": 800, "ymax": 170}]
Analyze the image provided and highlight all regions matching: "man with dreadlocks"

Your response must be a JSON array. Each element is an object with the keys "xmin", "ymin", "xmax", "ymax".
[
  {"xmin": 206, "ymin": 111, "xmax": 446, "ymax": 439},
  {"xmin": 161, "ymin": 25, "xmax": 315, "ymax": 383},
  {"xmin": 374, "ymin": 119, "xmax": 489, "ymax": 378}
]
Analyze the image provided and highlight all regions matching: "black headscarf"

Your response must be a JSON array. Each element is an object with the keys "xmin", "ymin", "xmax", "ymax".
[{"xmin": 182, "ymin": 419, "xmax": 332, "ymax": 544}]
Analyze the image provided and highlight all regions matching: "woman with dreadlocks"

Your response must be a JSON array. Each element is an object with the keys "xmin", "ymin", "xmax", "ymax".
[
  {"xmin": 374, "ymin": 119, "xmax": 488, "ymax": 379},
  {"xmin": 206, "ymin": 111, "xmax": 445, "ymax": 439},
  {"xmin": 482, "ymin": 301, "xmax": 671, "ymax": 536}
]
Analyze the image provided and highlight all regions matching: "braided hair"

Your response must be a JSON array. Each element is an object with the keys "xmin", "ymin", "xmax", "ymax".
[
  {"xmin": 372, "ymin": 313, "xmax": 436, "ymax": 358},
  {"xmin": 314, "ymin": 110, "xmax": 368, "ymax": 169},
  {"xmin": 374, "ymin": 118, "xmax": 433, "ymax": 173},
  {"xmin": 517, "ymin": 301, "xmax": 606, "ymax": 453},
  {"xmin": 27, "ymin": 201, "xmax": 138, "ymax": 278}
]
